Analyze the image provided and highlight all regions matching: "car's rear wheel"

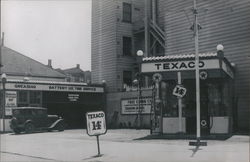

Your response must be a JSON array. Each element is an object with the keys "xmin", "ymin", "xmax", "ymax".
[
  {"xmin": 25, "ymin": 123, "xmax": 34, "ymax": 134},
  {"xmin": 56, "ymin": 123, "xmax": 64, "ymax": 132}
]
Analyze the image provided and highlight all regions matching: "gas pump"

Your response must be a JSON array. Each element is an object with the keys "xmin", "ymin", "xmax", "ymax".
[{"xmin": 151, "ymin": 73, "xmax": 163, "ymax": 135}]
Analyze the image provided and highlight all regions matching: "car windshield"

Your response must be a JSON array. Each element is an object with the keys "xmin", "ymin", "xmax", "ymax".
[{"xmin": 12, "ymin": 108, "xmax": 47, "ymax": 117}]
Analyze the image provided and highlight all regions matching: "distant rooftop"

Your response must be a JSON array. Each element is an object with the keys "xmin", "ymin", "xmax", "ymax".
[{"xmin": 1, "ymin": 46, "xmax": 66, "ymax": 78}]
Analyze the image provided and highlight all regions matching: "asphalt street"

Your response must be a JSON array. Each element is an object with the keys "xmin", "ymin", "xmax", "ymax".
[{"xmin": 0, "ymin": 129, "xmax": 249, "ymax": 162}]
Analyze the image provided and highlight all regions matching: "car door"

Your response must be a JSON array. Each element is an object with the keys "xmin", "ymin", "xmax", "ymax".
[{"xmin": 35, "ymin": 109, "xmax": 48, "ymax": 128}]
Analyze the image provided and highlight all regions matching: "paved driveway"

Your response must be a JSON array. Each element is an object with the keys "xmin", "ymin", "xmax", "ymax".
[{"xmin": 0, "ymin": 129, "xmax": 249, "ymax": 162}]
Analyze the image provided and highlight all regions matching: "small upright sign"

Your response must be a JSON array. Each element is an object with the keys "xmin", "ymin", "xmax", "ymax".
[
  {"xmin": 86, "ymin": 111, "xmax": 106, "ymax": 136},
  {"xmin": 86, "ymin": 111, "xmax": 106, "ymax": 157}
]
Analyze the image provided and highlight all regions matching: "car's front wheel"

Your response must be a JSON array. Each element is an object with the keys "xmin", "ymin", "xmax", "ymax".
[
  {"xmin": 25, "ymin": 123, "xmax": 34, "ymax": 134},
  {"xmin": 56, "ymin": 123, "xmax": 65, "ymax": 132}
]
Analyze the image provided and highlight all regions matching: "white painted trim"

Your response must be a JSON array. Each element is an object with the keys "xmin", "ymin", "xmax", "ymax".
[{"xmin": 0, "ymin": 119, "xmax": 11, "ymax": 132}]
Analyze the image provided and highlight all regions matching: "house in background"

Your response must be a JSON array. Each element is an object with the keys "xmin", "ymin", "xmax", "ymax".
[
  {"xmin": 1, "ymin": 47, "xmax": 66, "ymax": 82},
  {"xmin": 56, "ymin": 64, "xmax": 91, "ymax": 83}
]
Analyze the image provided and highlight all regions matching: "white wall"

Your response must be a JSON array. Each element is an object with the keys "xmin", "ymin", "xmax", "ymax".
[
  {"xmin": 210, "ymin": 117, "xmax": 229, "ymax": 134},
  {"xmin": 0, "ymin": 119, "xmax": 11, "ymax": 132},
  {"xmin": 163, "ymin": 117, "xmax": 186, "ymax": 134}
]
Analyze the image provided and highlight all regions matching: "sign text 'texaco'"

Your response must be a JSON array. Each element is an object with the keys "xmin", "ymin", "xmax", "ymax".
[
  {"xmin": 154, "ymin": 61, "xmax": 205, "ymax": 70},
  {"xmin": 141, "ymin": 59, "xmax": 220, "ymax": 73},
  {"xmin": 87, "ymin": 112, "xmax": 105, "ymax": 119}
]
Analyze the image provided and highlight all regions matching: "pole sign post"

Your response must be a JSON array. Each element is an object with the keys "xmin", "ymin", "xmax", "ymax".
[{"xmin": 86, "ymin": 111, "xmax": 107, "ymax": 156}]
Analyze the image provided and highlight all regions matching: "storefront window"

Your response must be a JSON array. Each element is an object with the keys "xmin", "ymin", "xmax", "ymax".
[
  {"xmin": 17, "ymin": 91, "xmax": 42, "ymax": 107},
  {"xmin": 30, "ymin": 91, "xmax": 42, "ymax": 105},
  {"xmin": 18, "ymin": 91, "xmax": 28, "ymax": 104},
  {"xmin": 207, "ymin": 82, "xmax": 229, "ymax": 116},
  {"xmin": 162, "ymin": 81, "xmax": 178, "ymax": 117}
]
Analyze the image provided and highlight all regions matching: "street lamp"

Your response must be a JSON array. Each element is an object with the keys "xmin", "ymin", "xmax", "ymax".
[
  {"xmin": 136, "ymin": 50, "xmax": 144, "ymax": 57},
  {"xmin": 217, "ymin": 44, "xmax": 224, "ymax": 59},
  {"xmin": 134, "ymin": 50, "xmax": 144, "ymax": 129},
  {"xmin": 216, "ymin": 44, "xmax": 224, "ymax": 51},
  {"xmin": 1, "ymin": 73, "xmax": 7, "ymax": 132}
]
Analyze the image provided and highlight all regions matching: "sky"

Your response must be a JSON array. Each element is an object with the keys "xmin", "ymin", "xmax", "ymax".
[{"xmin": 1, "ymin": 0, "xmax": 91, "ymax": 70}]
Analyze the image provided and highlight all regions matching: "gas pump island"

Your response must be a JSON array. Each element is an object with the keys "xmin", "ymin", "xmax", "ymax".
[{"xmin": 142, "ymin": 52, "xmax": 234, "ymax": 137}]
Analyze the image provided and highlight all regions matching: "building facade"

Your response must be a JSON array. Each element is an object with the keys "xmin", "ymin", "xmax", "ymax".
[
  {"xmin": 91, "ymin": 0, "xmax": 146, "ymax": 92},
  {"xmin": 91, "ymin": 0, "xmax": 250, "ymax": 132},
  {"xmin": 0, "ymin": 47, "xmax": 105, "ymax": 131}
]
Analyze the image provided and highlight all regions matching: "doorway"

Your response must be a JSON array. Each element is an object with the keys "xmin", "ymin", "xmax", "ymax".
[{"xmin": 184, "ymin": 80, "xmax": 210, "ymax": 135}]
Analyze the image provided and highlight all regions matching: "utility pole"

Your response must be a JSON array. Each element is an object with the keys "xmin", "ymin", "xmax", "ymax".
[
  {"xmin": 189, "ymin": 0, "xmax": 207, "ymax": 146},
  {"xmin": 0, "ymin": 33, "xmax": 4, "ymax": 73},
  {"xmin": 193, "ymin": 0, "xmax": 201, "ymax": 143},
  {"xmin": 144, "ymin": 0, "xmax": 149, "ymax": 57}
]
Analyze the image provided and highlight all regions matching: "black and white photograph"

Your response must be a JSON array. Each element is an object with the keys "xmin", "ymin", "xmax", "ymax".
[{"xmin": 0, "ymin": 0, "xmax": 249, "ymax": 162}]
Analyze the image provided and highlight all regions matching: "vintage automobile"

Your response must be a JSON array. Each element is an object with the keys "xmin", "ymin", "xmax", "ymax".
[{"xmin": 10, "ymin": 107, "xmax": 65, "ymax": 134}]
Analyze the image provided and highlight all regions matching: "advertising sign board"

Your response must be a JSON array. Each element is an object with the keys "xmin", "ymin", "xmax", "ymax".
[
  {"xmin": 141, "ymin": 59, "xmax": 219, "ymax": 73},
  {"xmin": 5, "ymin": 91, "xmax": 17, "ymax": 116},
  {"xmin": 86, "ymin": 111, "xmax": 106, "ymax": 136},
  {"xmin": 5, "ymin": 91, "xmax": 17, "ymax": 107},
  {"xmin": 3, "ymin": 83, "xmax": 104, "ymax": 93},
  {"xmin": 121, "ymin": 98, "xmax": 152, "ymax": 114}
]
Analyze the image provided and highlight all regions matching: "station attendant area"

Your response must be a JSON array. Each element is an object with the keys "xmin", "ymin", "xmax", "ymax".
[{"xmin": 141, "ymin": 52, "xmax": 235, "ymax": 135}]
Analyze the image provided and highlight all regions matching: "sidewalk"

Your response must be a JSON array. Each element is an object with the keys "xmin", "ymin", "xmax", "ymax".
[{"xmin": 0, "ymin": 129, "xmax": 249, "ymax": 162}]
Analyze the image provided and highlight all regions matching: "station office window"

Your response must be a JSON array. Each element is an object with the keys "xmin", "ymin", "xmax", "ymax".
[
  {"xmin": 123, "ymin": 36, "xmax": 132, "ymax": 56},
  {"xmin": 122, "ymin": 3, "xmax": 132, "ymax": 23}
]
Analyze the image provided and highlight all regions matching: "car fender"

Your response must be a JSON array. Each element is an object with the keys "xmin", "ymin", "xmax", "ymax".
[
  {"xmin": 49, "ymin": 119, "xmax": 64, "ymax": 129},
  {"xmin": 24, "ymin": 120, "xmax": 33, "ymax": 125}
]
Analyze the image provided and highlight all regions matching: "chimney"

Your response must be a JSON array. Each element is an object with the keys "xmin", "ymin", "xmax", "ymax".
[
  {"xmin": 76, "ymin": 64, "xmax": 80, "ymax": 69},
  {"xmin": 48, "ymin": 59, "xmax": 52, "ymax": 68}
]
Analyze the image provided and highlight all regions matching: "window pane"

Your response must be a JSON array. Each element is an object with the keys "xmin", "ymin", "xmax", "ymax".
[
  {"xmin": 18, "ymin": 91, "xmax": 28, "ymax": 103},
  {"xmin": 123, "ymin": 71, "xmax": 132, "ymax": 86},
  {"xmin": 123, "ymin": 36, "xmax": 132, "ymax": 56},
  {"xmin": 30, "ymin": 91, "xmax": 41, "ymax": 104},
  {"xmin": 123, "ymin": 3, "xmax": 132, "ymax": 22}
]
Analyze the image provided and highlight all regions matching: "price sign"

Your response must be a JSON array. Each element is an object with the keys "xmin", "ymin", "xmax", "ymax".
[
  {"xmin": 86, "ymin": 111, "xmax": 107, "ymax": 136},
  {"xmin": 172, "ymin": 85, "xmax": 187, "ymax": 98}
]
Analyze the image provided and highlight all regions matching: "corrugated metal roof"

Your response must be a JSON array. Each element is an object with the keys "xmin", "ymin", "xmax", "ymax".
[{"xmin": 142, "ymin": 53, "xmax": 217, "ymax": 62}]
